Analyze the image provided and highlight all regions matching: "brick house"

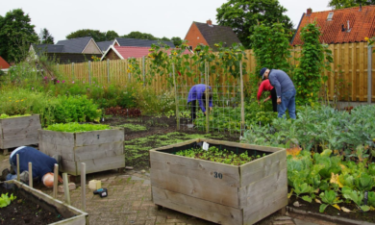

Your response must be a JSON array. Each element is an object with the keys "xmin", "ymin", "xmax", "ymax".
[
  {"xmin": 291, "ymin": 6, "xmax": 375, "ymax": 45},
  {"xmin": 184, "ymin": 20, "xmax": 242, "ymax": 50},
  {"xmin": 0, "ymin": 56, "xmax": 10, "ymax": 70},
  {"xmin": 30, "ymin": 36, "xmax": 103, "ymax": 64}
]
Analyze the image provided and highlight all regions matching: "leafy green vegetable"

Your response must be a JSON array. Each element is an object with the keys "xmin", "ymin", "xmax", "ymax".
[
  {"xmin": 319, "ymin": 190, "xmax": 342, "ymax": 213},
  {"xmin": 0, "ymin": 193, "xmax": 17, "ymax": 208},
  {"xmin": 45, "ymin": 122, "xmax": 110, "ymax": 133},
  {"xmin": 354, "ymin": 173, "xmax": 375, "ymax": 191}
]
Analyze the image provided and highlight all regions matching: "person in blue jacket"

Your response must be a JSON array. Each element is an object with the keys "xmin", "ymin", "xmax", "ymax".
[
  {"xmin": 259, "ymin": 67, "xmax": 296, "ymax": 119},
  {"xmin": 187, "ymin": 84, "xmax": 213, "ymax": 122},
  {"xmin": 2, "ymin": 146, "xmax": 60, "ymax": 187}
]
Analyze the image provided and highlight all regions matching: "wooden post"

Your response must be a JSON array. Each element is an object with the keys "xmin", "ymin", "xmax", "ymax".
[
  {"xmin": 16, "ymin": 154, "xmax": 20, "ymax": 181},
  {"xmin": 240, "ymin": 61, "xmax": 245, "ymax": 136},
  {"xmin": 81, "ymin": 163, "xmax": 86, "ymax": 211},
  {"xmin": 205, "ymin": 61, "xmax": 209, "ymax": 133},
  {"xmin": 63, "ymin": 173, "xmax": 71, "ymax": 205},
  {"xmin": 28, "ymin": 162, "xmax": 33, "ymax": 188},
  {"xmin": 142, "ymin": 56, "xmax": 146, "ymax": 87},
  {"xmin": 88, "ymin": 61, "xmax": 92, "ymax": 84},
  {"xmin": 53, "ymin": 164, "xmax": 58, "ymax": 198},
  {"xmin": 107, "ymin": 59, "xmax": 110, "ymax": 83},
  {"xmin": 72, "ymin": 62, "xmax": 75, "ymax": 81},
  {"xmin": 368, "ymin": 45, "xmax": 372, "ymax": 104},
  {"xmin": 172, "ymin": 63, "xmax": 180, "ymax": 130}
]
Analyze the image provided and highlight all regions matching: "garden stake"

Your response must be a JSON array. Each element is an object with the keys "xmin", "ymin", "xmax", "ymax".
[
  {"xmin": 205, "ymin": 61, "xmax": 209, "ymax": 133},
  {"xmin": 63, "ymin": 173, "xmax": 71, "ymax": 205},
  {"xmin": 81, "ymin": 162, "xmax": 86, "ymax": 211},
  {"xmin": 28, "ymin": 162, "xmax": 33, "ymax": 188},
  {"xmin": 172, "ymin": 63, "xmax": 180, "ymax": 130},
  {"xmin": 16, "ymin": 154, "xmax": 20, "ymax": 181},
  {"xmin": 53, "ymin": 164, "xmax": 58, "ymax": 198}
]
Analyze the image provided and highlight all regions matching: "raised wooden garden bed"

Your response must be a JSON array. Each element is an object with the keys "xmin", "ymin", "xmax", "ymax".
[
  {"xmin": 0, "ymin": 114, "xmax": 41, "ymax": 149},
  {"xmin": 38, "ymin": 127, "xmax": 125, "ymax": 175},
  {"xmin": 150, "ymin": 138, "xmax": 287, "ymax": 225},
  {"xmin": 4, "ymin": 179, "xmax": 88, "ymax": 224}
]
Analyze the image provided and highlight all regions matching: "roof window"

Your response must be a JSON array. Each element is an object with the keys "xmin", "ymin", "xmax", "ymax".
[{"xmin": 327, "ymin": 12, "xmax": 334, "ymax": 21}]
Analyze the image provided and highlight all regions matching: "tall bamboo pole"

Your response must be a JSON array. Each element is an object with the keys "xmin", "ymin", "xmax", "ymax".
[
  {"xmin": 172, "ymin": 63, "xmax": 180, "ymax": 130},
  {"xmin": 205, "ymin": 61, "xmax": 209, "ymax": 133},
  {"xmin": 240, "ymin": 61, "xmax": 245, "ymax": 136}
]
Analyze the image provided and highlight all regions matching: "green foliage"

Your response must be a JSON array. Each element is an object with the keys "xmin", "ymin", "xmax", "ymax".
[
  {"xmin": 293, "ymin": 23, "xmax": 333, "ymax": 106},
  {"xmin": 53, "ymin": 95, "xmax": 100, "ymax": 123},
  {"xmin": 0, "ymin": 113, "xmax": 31, "ymax": 119},
  {"xmin": 319, "ymin": 190, "xmax": 342, "ymax": 213},
  {"xmin": 328, "ymin": 0, "xmax": 375, "ymax": 9},
  {"xmin": 171, "ymin": 37, "xmax": 182, "ymax": 47},
  {"xmin": 0, "ymin": 9, "xmax": 38, "ymax": 62},
  {"xmin": 39, "ymin": 28, "xmax": 54, "ymax": 44},
  {"xmin": 45, "ymin": 122, "xmax": 110, "ymax": 133},
  {"xmin": 122, "ymin": 31, "xmax": 158, "ymax": 40},
  {"xmin": 251, "ymin": 23, "xmax": 292, "ymax": 74},
  {"xmin": 116, "ymin": 124, "xmax": 147, "ymax": 132},
  {"xmin": 175, "ymin": 146, "xmax": 266, "ymax": 165},
  {"xmin": 0, "ymin": 193, "xmax": 17, "ymax": 208},
  {"xmin": 67, "ymin": 29, "xmax": 107, "ymax": 42},
  {"xmin": 216, "ymin": 0, "xmax": 293, "ymax": 48},
  {"xmin": 216, "ymin": 42, "xmax": 248, "ymax": 78}
]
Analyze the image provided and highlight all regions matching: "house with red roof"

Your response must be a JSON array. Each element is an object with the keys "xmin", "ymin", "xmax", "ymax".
[
  {"xmin": 184, "ymin": 20, "xmax": 242, "ymax": 50},
  {"xmin": 101, "ymin": 46, "xmax": 191, "ymax": 61},
  {"xmin": 291, "ymin": 6, "xmax": 375, "ymax": 45},
  {"xmin": 0, "ymin": 56, "xmax": 10, "ymax": 69}
]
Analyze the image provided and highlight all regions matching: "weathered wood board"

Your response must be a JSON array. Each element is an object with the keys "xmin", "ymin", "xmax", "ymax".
[
  {"xmin": 0, "ymin": 115, "xmax": 42, "ymax": 149},
  {"xmin": 150, "ymin": 138, "xmax": 287, "ymax": 225},
  {"xmin": 7, "ymin": 179, "xmax": 89, "ymax": 224},
  {"xmin": 38, "ymin": 127, "xmax": 125, "ymax": 175}
]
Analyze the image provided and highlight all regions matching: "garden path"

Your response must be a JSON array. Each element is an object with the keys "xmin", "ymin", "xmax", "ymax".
[{"xmin": 0, "ymin": 150, "xmax": 335, "ymax": 225}]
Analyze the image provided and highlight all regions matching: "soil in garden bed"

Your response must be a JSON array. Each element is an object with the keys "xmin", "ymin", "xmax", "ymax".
[
  {"xmin": 289, "ymin": 195, "xmax": 375, "ymax": 223},
  {"xmin": 0, "ymin": 184, "xmax": 75, "ymax": 225}
]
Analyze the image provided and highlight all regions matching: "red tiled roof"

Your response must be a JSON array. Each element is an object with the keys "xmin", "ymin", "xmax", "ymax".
[
  {"xmin": 291, "ymin": 6, "xmax": 375, "ymax": 45},
  {"xmin": 112, "ymin": 46, "xmax": 191, "ymax": 59},
  {"xmin": 0, "ymin": 56, "xmax": 10, "ymax": 69}
]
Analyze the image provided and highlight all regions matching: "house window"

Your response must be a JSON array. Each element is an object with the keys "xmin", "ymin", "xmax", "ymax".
[{"xmin": 327, "ymin": 12, "xmax": 334, "ymax": 21}]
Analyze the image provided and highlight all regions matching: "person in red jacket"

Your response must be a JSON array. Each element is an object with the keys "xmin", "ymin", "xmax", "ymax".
[{"xmin": 257, "ymin": 79, "xmax": 277, "ymax": 112}]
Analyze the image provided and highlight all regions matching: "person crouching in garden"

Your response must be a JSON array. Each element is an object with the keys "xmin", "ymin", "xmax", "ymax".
[
  {"xmin": 259, "ymin": 67, "xmax": 296, "ymax": 119},
  {"xmin": 187, "ymin": 84, "xmax": 213, "ymax": 123},
  {"xmin": 257, "ymin": 79, "xmax": 277, "ymax": 112},
  {"xmin": 1, "ymin": 146, "xmax": 62, "ymax": 188}
]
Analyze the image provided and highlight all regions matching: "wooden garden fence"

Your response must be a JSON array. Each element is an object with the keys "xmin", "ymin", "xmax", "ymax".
[{"xmin": 54, "ymin": 42, "xmax": 375, "ymax": 102}]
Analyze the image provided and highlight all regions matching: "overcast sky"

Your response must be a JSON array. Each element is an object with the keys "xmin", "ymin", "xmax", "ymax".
[{"xmin": 0, "ymin": 0, "xmax": 332, "ymax": 43}]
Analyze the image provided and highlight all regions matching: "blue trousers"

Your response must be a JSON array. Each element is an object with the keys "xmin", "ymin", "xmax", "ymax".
[{"xmin": 277, "ymin": 89, "xmax": 296, "ymax": 119}]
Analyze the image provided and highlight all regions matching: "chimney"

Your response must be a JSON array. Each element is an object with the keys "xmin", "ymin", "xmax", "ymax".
[
  {"xmin": 307, "ymin": 8, "xmax": 312, "ymax": 16},
  {"xmin": 206, "ymin": 19, "xmax": 212, "ymax": 25}
]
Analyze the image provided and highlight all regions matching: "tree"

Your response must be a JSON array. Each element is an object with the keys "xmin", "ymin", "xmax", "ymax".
[
  {"xmin": 216, "ymin": 0, "xmax": 293, "ymax": 48},
  {"xmin": 171, "ymin": 37, "xmax": 182, "ymax": 46},
  {"xmin": 39, "ymin": 28, "xmax": 54, "ymax": 44},
  {"xmin": 66, "ymin": 29, "xmax": 106, "ymax": 42},
  {"xmin": 328, "ymin": 0, "xmax": 375, "ymax": 9},
  {"xmin": 105, "ymin": 30, "xmax": 119, "ymax": 40},
  {"xmin": 122, "ymin": 31, "xmax": 158, "ymax": 40},
  {"xmin": 0, "ymin": 9, "xmax": 38, "ymax": 62}
]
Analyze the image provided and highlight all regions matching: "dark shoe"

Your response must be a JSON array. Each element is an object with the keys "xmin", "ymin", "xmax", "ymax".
[
  {"xmin": 19, "ymin": 171, "xmax": 29, "ymax": 183},
  {"xmin": 0, "ymin": 169, "xmax": 10, "ymax": 181}
]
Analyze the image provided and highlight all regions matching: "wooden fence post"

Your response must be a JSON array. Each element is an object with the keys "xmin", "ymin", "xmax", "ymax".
[
  {"xmin": 72, "ymin": 62, "xmax": 75, "ymax": 81},
  {"xmin": 81, "ymin": 163, "xmax": 86, "ymax": 211},
  {"xmin": 88, "ymin": 61, "xmax": 92, "ymax": 84},
  {"xmin": 368, "ymin": 45, "xmax": 373, "ymax": 104},
  {"xmin": 28, "ymin": 162, "xmax": 33, "ymax": 188},
  {"xmin": 107, "ymin": 59, "xmax": 110, "ymax": 83}
]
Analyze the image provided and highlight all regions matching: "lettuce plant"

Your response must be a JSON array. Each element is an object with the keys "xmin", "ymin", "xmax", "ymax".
[
  {"xmin": 319, "ymin": 190, "xmax": 342, "ymax": 213},
  {"xmin": 0, "ymin": 193, "xmax": 17, "ymax": 208}
]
